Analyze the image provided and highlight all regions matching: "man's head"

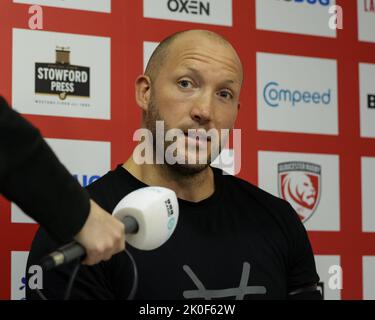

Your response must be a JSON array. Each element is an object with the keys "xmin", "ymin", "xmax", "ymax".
[{"xmin": 135, "ymin": 29, "xmax": 243, "ymax": 175}]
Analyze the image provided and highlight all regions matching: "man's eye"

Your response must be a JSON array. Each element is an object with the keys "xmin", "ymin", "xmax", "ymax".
[
  {"xmin": 218, "ymin": 90, "xmax": 233, "ymax": 99},
  {"xmin": 178, "ymin": 80, "xmax": 193, "ymax": 88}
]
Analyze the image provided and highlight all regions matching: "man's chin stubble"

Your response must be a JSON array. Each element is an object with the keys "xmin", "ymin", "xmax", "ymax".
[{"xmin": 166, "ymin": 162, "xmax": 210, "ymax": 176}]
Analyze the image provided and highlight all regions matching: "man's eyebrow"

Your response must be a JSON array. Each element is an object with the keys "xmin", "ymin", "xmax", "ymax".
[{"xmin": 180, "ymin": 66, "xmax": 239, "ymax": 85}]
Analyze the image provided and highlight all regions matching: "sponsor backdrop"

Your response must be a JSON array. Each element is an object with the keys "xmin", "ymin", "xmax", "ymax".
[{"xmin": 0, "ymin": 0, "xmax": 374, "ymax": 300}]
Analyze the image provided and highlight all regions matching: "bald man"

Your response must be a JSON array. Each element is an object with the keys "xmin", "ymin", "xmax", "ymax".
[{"xmin": 27, "ymin": 30, "xmax": 321, "ymax": 300}]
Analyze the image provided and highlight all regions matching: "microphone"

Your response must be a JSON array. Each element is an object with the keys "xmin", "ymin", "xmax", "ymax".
[{"xmin": 40, "ymin": 186, "xmax": 179, "ymax": 271}]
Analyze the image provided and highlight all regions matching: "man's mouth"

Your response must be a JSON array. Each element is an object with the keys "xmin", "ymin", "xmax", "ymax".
[{"xmin": 183, "ymin": 130, "xmax": 211, "ymax": 142}]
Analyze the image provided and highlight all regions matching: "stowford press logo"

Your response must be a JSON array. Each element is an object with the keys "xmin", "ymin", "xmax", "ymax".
[
  {"xmin": 35, "ymin": 47, "xmax": 90, "ymax": 100},
  {"xmin": 278, "ymin": 161, "xmax": 321, "ymax": 223}
]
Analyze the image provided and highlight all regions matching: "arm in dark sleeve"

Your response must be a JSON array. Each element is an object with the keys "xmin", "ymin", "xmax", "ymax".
[
  {"xmin": 0, "ymin": 96, "xmax": 89, "ymax": 243},
  {"xmin": 284, "ymin": 203, "xmax": 322, "ymax": 300}
]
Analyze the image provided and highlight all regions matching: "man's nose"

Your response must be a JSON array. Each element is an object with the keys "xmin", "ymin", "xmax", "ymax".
[{"xmin": 190, "ymin": 92, "xmax": 214, "ymax": 125}]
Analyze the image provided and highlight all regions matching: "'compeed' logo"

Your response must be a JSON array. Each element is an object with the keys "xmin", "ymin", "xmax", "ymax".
[
  {"xmin": 263, "ymin": 82, "xmax": 331, "ymax": 108},
  {"xmin": 35, "ymin": 47, "xmax": 90, "ymax": 100}
]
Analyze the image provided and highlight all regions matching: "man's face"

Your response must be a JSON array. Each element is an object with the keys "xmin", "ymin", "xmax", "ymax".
[{"xmin": 145, "ymin": 34, "xmax": 242, "ymax": 175}]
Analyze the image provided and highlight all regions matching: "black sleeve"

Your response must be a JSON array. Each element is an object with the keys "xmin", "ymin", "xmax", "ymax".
[
  {"xmin": 285, "ymin": 203, "xmax": 322, "ymax": 300},
  {"xmin": 0, "ymin": 96, "xmax": 89, "ymax": 243}
]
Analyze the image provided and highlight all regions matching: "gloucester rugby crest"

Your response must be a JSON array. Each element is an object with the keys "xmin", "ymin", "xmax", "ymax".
[{"xmin": 278, "ymin": 161, "xmax": 321, "ymax": 223}]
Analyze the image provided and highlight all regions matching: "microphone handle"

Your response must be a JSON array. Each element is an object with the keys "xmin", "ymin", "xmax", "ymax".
[{"xmin": 41, "ymin": 215, "xmax": 138, "ymax": 271}]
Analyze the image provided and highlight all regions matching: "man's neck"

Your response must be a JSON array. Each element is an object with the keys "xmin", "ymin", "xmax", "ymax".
[{"xmin": 122, "ymin": 156, "xmax": 215, "ymax": 202}]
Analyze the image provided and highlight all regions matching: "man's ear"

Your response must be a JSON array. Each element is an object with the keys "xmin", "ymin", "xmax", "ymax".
[
  {"xmin": 135, "ymin": 75, "xmax": 152, "ymax": 112},
  {"xmin": 237, "ymin": 102, "xmax": 241, "ymax": 110}
]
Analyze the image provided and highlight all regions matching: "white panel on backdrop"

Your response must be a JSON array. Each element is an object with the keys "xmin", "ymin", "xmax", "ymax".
[
  {"xmin": 11, "ymin": 139, "xmax": 111, "ymax": 224},
  {"xmin": 257, "ymin": 53, "xmax": 338, "ymax": 135},
  {"xmin": 358, "ymin": 0, "xmax": 375, "ymax": 43},
  {"xmin": 256, "ymin": 0, "xmax": 336, "ymax": 38},
  {"xmin": 258, "ymin": 151, "xmax": 340, "ymax": 231},
  {"xmin": 143, "ymin": 41, "xmax": 159, "ymax": 72},
  {"xmin": 359, "ymin": 63, "xmax": 375, "ymax": 138},
  {"xmin": 11, "ymin": 251, "xmax": 29, "ymax": 300},
  {"xmin": 362, "ymin": 157, "xmax": 375, "ymax": 232},
  {"xmin": 12, "ymin": 29, "xmax": 111, "ymax": 119},
  {"xmin": 363, "ymin": 256, "xmax": 375, "ymax": 299},
  {"xmin": 11, "ymin": 203, "xmax": 36, "ymax": 224},
  {"xmin": 13, "ymin": 0, "xmax": 111, "ymax": 13},
  {"xmin": 143, "ymin": 0, "xmax": 232, "ymax": 26},
  {"xmin": 314, "ymin": 255, "xmax": 341, "ymax": 300}
]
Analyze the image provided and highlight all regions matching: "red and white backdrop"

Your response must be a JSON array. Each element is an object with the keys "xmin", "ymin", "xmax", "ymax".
[{"xmin": 0, "ymin": 0, "xmax": 374, "ymax": 300}]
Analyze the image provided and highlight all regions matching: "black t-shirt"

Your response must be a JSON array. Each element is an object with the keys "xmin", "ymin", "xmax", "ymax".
[{"xmin": 26, "ymin": 165, "xmax": 321, "ymax": 300}]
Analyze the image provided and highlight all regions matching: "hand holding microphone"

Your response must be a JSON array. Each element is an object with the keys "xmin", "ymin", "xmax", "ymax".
[
  {"xmin": 40, "ymin": 186, "xmax": 179, "ymax": 271},
  {"xmin": 74, "ymin": 200, "xmax": 126, "ymax": 266}
]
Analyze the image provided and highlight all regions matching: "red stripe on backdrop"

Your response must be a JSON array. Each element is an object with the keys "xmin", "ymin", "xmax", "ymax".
[
  {"xmin": 0, "ymin": 0, "xmax": 13, "ymax": 103},
  {"xmin": 335, "ymin": 0, "xmax": 366, "ymax": 300},
  {"xmin": 0, "ymin": 0, "xmax": 17, "ymax": 301},
  {"xmin": 232, "ymin": 0, "xmax": 258, "ymax": 185},
  {"xmin": 112, "ymin": 0, "xmax": 143, "ymax": 166},
  {"xmin": 0, "ymin": 0, "xmax": 374, "ymax": 300}
]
